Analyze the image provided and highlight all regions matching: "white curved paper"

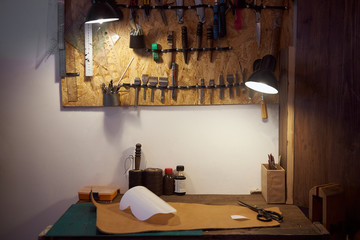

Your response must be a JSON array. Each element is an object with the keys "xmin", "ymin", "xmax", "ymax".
[{"xmin": 120, "ymin": 186, "xmax": 177, "ymax": 221}]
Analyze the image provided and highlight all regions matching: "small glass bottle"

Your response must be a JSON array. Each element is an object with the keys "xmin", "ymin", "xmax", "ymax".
[
  {"xmin": 174, "ymin": 165, "xmax": 186, "ymax": 195},
  {"xmin": 163, "ymin": 168, "xmax": 175, "ymax": 195}
]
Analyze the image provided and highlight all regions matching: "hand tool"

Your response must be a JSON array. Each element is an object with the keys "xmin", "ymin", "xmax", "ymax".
[
  {"xmin": 196, "ymin": 22, "xmax": 203, "ymax": 61},
  {"xmin": 149, "ymin": 77, "xmax": 158, "ymax": 102},
  {"xmin": 238, "ymin": 200, "xmax": 283, "ymax": 222},
  {"xmin": 261, "ymin": 94, "xmax": 268, "ymax": 119},
  {"xmin": 213, "ymin": 0, "xmax": 219, "ymax": 39},
  {"xmin": 135, "ymin": 143, "xmax": 142, "ymax": 170},
  {"xmin": 206, "ymin": 26, "xmax": 213, "ymax": 62},
  {"xmin": 200, "ymin": 78, "xmax": 205, "ymax": 104},
  {"xmin": 143, "ymin": 0, "xmax": 150, "ymax": 19},
  {"xmin": 254, "ymin": 0, "xmax": 262, "ymax": 48},
  {"xmin": 159, "ymin": 77, "xmax": 168, "ymax": 103},
  {"xmin": 167, "ymin": 31, "xmax": 173, "ymax": 69},
  {"xmin": 241, "ymin": 67, "xmax": 246, "ymax": 94},
  {"xmin": 152, "ymin": 43, "xmax": 159, "ymax": 62},
  {"xmin": 133, "ymin": 77, "xmax": 141, "ymax": 107},
  {"xmin": 84, "ymin": 23, "xmax": 93, "ymax": 77},
  {"xmin": 209, "ymin": 79, "xmax": 215, "ymax": 104},
  {"xmin": 235, "ymin": 71, "xmax": 240, "ymax": 96},
  {"xmin": 172, "ymin": 63, "xmax": 177, "ymax": 100},
  {"xmin": 142, "ymin": 74, "xmax": 149, "ymax": 100},
  {"xmin": 226, "ymin": 74, "xmax": 234, "ymax": 99},
  {"xmin": 181, "ymin": 26, "xmax": 188, "ymax": 64},
  {"xmin": 268, "ymin": 153, "xmax": 276, "ymax": 170},
  {"xmin": 130, "ymin": 0, "xmax": 138, "ymax": 21},
  {"xmin": 194, "ymin": 0, "xmax": 206, "ymax": 23},
  {"xmin": 219, "ymin": 74, "xmax": 224, "ymax": 100},
  {"xmin": 116, "ymin": 57, "xmax": 135, "ymax": 86},
  {"xmin": 219, "ymin": 0, "xmax": 226, "ymax": 37},
  {"xmin": 156, "ymin": 0, "xmax": 168, "ymax": 25},
  {"xmin": 176, "ymin": 0, "xmax": 184, "ymax": 24},
  {"xmin": 234, "ymin": 0, "xmax": 245, "ymax": 30}
]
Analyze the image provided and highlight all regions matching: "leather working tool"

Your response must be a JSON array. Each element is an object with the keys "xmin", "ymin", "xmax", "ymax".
[
  {"xmin": 181, "ymin": 26, "xmax": 188, "ymax": 64},
  {"xmin": 213, "ymin": 0, "xmax": 219, "ymax": 39},
  {"xmin": 158, "ymin": 77, "xmax": 168, "ymax": 103},
  {"xmin": 152, "ymin": 43, "xmax": 159, "ymax": 62},
  {"xmin": 261, "ymin": 94, "xmax": 268, "ymax": 119},
  {"xmin": 196, "ymin": 22, "xmax": 203, "ymax": 61},
  {"xmin": 143, "ymin": 0, "xmax": 150, "ymax": 19},
  {"xmin": 176, "ymin": 0, "xmax": 205, "ymax": 24},
  {"xmin": 234, "ymin": 0, "xmax": 246, "ymax": 29},
  {"xmin": 200, "ymin": 78, "xmax": 205, "ymax": 104},
  {"xmin": 130, "ymin": 0, "xmax": 138, "ymax": 21},
  {"xmin": 206, "ymin": 26, "xmax": 213, "ymax": 62},
  {"xmin": 209, "ymin": 79, "xmax": 215, "ymax": 104},
  {"xmin": 156, "ymin": 0, "xmax": 168, "ymax": 25},
  {"xmin": 254, "ymin": 0, "xmax": 262, "ymax": 48},
  {"xmin": 238, "ymin": 200, "xmax": 283, "ymax": 222},
  {"xmin": 235, "ymin": 71, "xmax": 240, "ymax": 96},
  {"xmin": 167, "ymin": 31, "xmax": 173, "ymax": 69},
  {"xmin": 219, "ymin": 0, "xmax": 226, "ymax": 37},
  {"xmin": 133, "ymin": 77, "xmax": 141, "ymax": 107},
  {"xmin": 172, "ymin": 63, "xmax": 177, "ymax": 100},
  {"xmin": 142, "ymin": 74, "xmax": 149, "ymax": 100},
  {"xmin": 219, "ymin": 75, "xmax": 224, "ymax": 100},
  {"xmin": 149, "ymin": 77, "xmax": 158, "ymax": 102},
  {"xmin": 226, "ymin": 74, "xmax": 234, "ymax": 99},
  {"xmin": 176, "ymin": 0, "xmax": 184, "ymax": 23}
]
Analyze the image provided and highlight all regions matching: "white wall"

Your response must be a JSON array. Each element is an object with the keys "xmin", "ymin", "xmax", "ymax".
[{"xmin": 0, "ymin": 0, "xmax": 278, "ymax": 239}]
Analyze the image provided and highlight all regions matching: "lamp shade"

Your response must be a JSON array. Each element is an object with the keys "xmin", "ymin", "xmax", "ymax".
[
  {"xmin": 85, "ymin": 0, "xmax": 120, "ymax": 24},
  {"xmin": 245, "ymin": 55, "xmax": 278, "ymax": 94}
]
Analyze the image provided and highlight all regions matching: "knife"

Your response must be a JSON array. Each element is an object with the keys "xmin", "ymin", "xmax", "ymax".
[{"xmin": 254, "ymin": 0, "xmax": 262, "ymax": 48}]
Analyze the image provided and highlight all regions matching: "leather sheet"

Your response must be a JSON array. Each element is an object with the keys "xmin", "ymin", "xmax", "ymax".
[{"xmin": 93, "ymin": 199, "xmax": 281, "ymax": 234}]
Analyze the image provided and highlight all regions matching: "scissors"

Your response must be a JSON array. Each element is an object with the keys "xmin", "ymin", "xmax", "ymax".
[{"xmin": 238, "ymin": 200, "xmax": 283, "ymax": 222}]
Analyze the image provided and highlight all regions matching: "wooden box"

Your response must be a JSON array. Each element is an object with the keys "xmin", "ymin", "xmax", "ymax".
[{"xmin": 261, "ymin": 164, "xmax": 285, "ymax": 203}]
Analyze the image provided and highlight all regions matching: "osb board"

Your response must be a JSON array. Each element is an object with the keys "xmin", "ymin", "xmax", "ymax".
[{"xmin": 62, "ymin": 0, "xmax": 290, "ymax": 107}]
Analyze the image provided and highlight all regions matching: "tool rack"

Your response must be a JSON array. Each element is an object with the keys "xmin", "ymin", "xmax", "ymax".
[{"xmin": 61, "ymin": 0, "xmax": 291, "ymax": 107}]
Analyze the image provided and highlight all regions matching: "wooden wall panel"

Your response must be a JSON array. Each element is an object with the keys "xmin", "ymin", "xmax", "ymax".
[
  {"xmin": 62, "ymin": 0, "xmax": 291, "ymax": 107},
  {"xmin": 294, "ymin": 0, "xmax": 360, "ymax": 234}
]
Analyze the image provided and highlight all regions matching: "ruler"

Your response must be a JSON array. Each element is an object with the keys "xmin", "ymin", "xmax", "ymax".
[{"xmin": 84, "ymin": 23, "xmax": 93, "ymax": 76}]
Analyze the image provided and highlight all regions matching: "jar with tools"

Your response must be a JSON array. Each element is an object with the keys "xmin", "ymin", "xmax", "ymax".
[
  {"xmin": 174, "ymin": 165, "xmax": 186, "ymax": 195},
  {"xmin": 163, "ymin": 168, "xmax": 175, "ymax": 195}
]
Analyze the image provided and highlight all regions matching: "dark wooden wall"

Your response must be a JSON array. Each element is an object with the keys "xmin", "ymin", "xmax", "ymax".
[{"xmin": 294, "ymin": 0, "xmax": 360, "ymax": 235}]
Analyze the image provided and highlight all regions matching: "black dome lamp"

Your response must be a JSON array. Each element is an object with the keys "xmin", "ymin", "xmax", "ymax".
[
  {"xmin": 245, "ymin": 55, "xmax": 278, "ymax": 94},
  {"xmin": 85, "ymin": 0, "xmax": 121, "ymax": 24}
]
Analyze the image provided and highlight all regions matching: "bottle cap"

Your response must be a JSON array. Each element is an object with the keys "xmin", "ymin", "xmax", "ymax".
[
  {"xmin": 165, "ymin": 168, "xmax": 173, "ymax": 174},
  {"xmin": 176, "ymin": 165, "xmax": 184, "ymax": 171}
]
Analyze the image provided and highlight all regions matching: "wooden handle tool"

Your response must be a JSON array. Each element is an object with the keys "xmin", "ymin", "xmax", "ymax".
[
  {"xmin": 196, "ymin": 22, "xmax": 203, "ymax": 61},
  {"xmin": 167, "ymin": 31, "xmax": 173, "ymax": 69},
  {"xmin": 135, "ymin": 143, "xmax": 142, "ymax": 170},
  {"xmin": 261, "ymin": 94, "xmax": 268, "ymax": 119}
]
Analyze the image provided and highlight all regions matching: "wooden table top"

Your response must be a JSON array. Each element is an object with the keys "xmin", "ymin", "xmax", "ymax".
[{"xmin": 40, "ymin": 193, "xmax": 329, "ymax": 240}]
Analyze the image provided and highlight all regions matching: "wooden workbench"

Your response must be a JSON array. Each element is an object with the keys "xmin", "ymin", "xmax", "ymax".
[{"xmin": 40, "ymin": 194, "xmax": 329, "ymax": 240}]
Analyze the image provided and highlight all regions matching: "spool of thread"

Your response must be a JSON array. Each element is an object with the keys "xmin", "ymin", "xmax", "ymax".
[
  {"xmin": 129, "ymin": 169, "xmax": 143, "ymax": 189},
  {"xmin": 143, "ymin": 168, "xmax": 163, "ymax": 196}
]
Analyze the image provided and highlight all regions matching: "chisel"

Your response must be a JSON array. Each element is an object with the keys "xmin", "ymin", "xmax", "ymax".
[
  {"xmin": 149, "ymin": 77, "xmax": 158, "ymax": 102},
  {"xmin": 196, "ymin": 22, "xmax": 203, "ymax": 61},
  {"xmin": 172, "ymin": 63, "xmax": 177, "ymax": 100},
  {"xmin": 133, "ymin": 77, "xmax": 141, "ymax": 107},
  {"xmin": 181, "ymin": 26, "xmax": 188, "ymax": 64},
  {"xmin": 200, "ymin": 78, "xmax": 205, "ymax": 104},
  {"xmin": 142, "ymin": 74, "xmax": 149, "ymax": 100},
  {"xmin": 209, "ymin": 79, "xmax": 215, "ymax": 104},
  {"xmin": 226, "ymin": 74, "xmax": 234, "ymax": 99},
  {"xmin": 167, "ymin": 31, "xmax": 173, "ymax": 69},
  {"xmin": 159, "ymin": 77, "xmax": 168, "ymax": 103},
  {"xmin": 207, "ymin": 26, "xmax": 213, "ymax": 62},
  {"xmin": 219, "ymin": 75, "xmax": 224, "ymax": 100},
  {"xmin": 235, "ymin": 71, "xmax": 240, "ymax": 96}
]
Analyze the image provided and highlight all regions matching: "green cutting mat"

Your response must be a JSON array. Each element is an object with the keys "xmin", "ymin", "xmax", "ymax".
[{"xmin": 46, "ymin": 204, "xmax": 203, "ymax": 237}]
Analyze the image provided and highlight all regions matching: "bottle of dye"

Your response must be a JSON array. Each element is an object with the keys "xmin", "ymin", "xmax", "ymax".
[
  {"xmin": 174, "ymin": 165, "xmax": 186, "ymax": 195},
  {"xmin": 163, "ymin": 168, "xmax": 175, "ymax": 195}
]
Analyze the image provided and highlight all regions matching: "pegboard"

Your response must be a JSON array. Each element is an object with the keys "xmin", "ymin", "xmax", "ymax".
[{"xmin": 61, "ymin": 0, "xmax": 291, "ymax": 107}]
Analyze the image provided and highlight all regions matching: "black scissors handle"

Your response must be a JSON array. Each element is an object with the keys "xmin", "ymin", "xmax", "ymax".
[{"xmin": 257, "ymin": 209, "xmax": 283, "ymax": 222}]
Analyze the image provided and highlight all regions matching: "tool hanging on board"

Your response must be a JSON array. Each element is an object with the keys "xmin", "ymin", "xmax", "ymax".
[
  {"xmin": 176, "ymin": 0, "xmax": 205, "ymax": 24},
  {"xmin": 130, "ymin": 0, "xmax": 138, "ymax": 21},
  {"xmin": 84, "ymin": 23, "xmax": 93, "ymax": 77},
  {"xmin": 226, "ymin": 74, "xmax": 234, "ymax": 99},
  {"xmin": 133, "ymin": 77, "xmax": 141, "ymax": 107},
  {"xmin": 196, "ymin": 22, "xmax": 203, "ymax": 61},
  {"xmin": 209, "ymin": 79, "xmax": 215, "ymax": 104},
  {"xmin": 143, "ymin": 0, "xmax": 150, "ymax": 19},
  {"xmin": 142, "ymin": 74, "xmax": 149, "ymax": 100},
  {"xmin": 219, "ymin": 74, "xmax": 224, "ymax": 100},
  {"xmin": 181, "ymin": 26, "xmax": 188, "ymax": 64},
  {"xmin": 219, "ymin": 0, "xmax": 226, "ymax": 37},
  {"xmin": 171, "ymin": 63, "xmax": 177, "ymax": 100},
  {"xmin": 207, "ymin": 25, "xmax": 214, "ymax": 62},
  {"xmin": 234, "ymin": 0, "xmax": 246, "ymax": 30},
  {"xmin": 235, "ymin": 71, "xmax": 240, "ymax": 96},
  {"xmin": 156, "ymin": 0, "xmax": 168, "ymax": 25},
  {"xmin": 149, "ymin": 77, "xmax": 158, "ymax": 102},
  {"xmin": 213, "ymin": 0, "xmax": 219, "ymax": 39},
  {"xmin": 159, "ymin": 77, "xmax": 168, "ymax": 103},
  {"xmin": 152, "ymin": 43, "xmax": 159, "ymax": 62},
  {"xmin": 261, "ymin": 94, "xmax": 268, "ymax": 119},
  {"xmin": 253, "ymin": 0, "xmax": 262, "ymax": 48},
  {"xmin": 200, "ymin": 78, "xmax": 205, "ymax": 104},
  {"xmin": 166, "ymin": 31, "xmax": 174, "ymax": 69}
]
